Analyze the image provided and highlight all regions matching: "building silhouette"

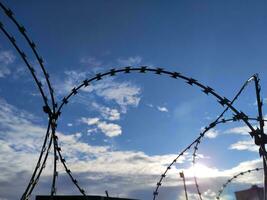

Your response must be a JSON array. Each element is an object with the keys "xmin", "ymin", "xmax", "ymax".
[{"xmin": 235, "ymin": 185, "xmax": 263, "ymax": 200}]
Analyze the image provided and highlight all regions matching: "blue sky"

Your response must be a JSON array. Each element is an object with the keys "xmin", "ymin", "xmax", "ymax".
[{"xmin": 0, "ymin": 0, "xmax": 267, "ymax": 200}]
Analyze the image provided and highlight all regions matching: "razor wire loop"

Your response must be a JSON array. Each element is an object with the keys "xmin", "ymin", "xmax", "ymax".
[
  {"xmin": 0, "ymin": 2, "xmax": 61, "ymax": 196},
  {"xmin": 0, "ymin": 1, "xmax": 56, "ymax": 112},
  {"xmin": 216, "ymin": 167, "xmax": 263, "ymax": 200},
  {"xmin": 191, "ymin": 118, "xmax": 267, "ymax": 200},
  {"xmin": 0, "ymin": 3, "xmax": 60, "ymax": 198},
  {"xmin": 54, "ymin": 67, "xmax": 266, "ymax": 199},
  {"xmin": 0, "ymin": 24, "xmax": 58, "ymax": 199},
  {"xmin": 191, "ymin": 75, "xmax": 256, "ymax": 200},
  {"xmin": 0, "ymin": 23, "xmax": 50, "ymax": 111},
  {"xmin": 0, "ymin": 21, "xmax": 57, "ymax": 199},
  {"xmin": 152, "ymin": 117, "xmax": 263, "ymax": 200}
]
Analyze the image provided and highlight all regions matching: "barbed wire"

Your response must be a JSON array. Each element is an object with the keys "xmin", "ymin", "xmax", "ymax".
[
  {"xmin": 55, "ymin": 133, "xmax": 87, "ymax": 196},
  {"xmin": 0, "ymin": 2, "xmax": 56, "ymax": 112},
  {"xmin": 191, "ymin": 75, "xmax": 256, "ymax": 200},
  {"xmin": 21, "ymin": 122, "xmax": 53, "ymax": 200},
  {"xmin": 216, "ymin": 167, "xmax": 263, "ymax": 199},
  {"xmin": 0, "ymin": 23, "xmax": 50, "ymax": 110},
  {"xmin": 191, "ymin": 117, "xmax": 266, "ymax": 200},
  {"xmin": 192, "ymin": 74, "xmax": 267, "ymax": 200},
  {"xmin": 53, "ymin": 67, "xmax": 264, "ymax": 199},
  {"xmin": 0, "ymin": 2, "xmax": 266, "ymax": 199},
  {"xmin": 24, "ymin": 132, "xmax": 53, "ymax": 200},
  {"xmin": 0, "ymin": 3, "xmax": 60, "ymax": 198},
  {"xmin": 56, "ymin": 67, "xmax": 258, "ymax": 135}
]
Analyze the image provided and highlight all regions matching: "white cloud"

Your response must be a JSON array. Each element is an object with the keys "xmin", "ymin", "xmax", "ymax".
[
  {"xmin": 0, "ymin": 50, "xmax": 15, "ymax": 78},
  {"xmin": 87, "ymin": 128, "xmax": 98, "ymax": 135},
  {"xmin": 205, "ymin": 129, "xmax": 219, "ymax": 139},
  {"xmin": 157, "ymin": 106, "xmax": 168, "ymax": 112},
  {"xmin": 0, "ymin": 66, "xmax": 10, "ymax": 78},
  {"xmin": 0, "ymin": 98, "xmax": 194, "ymax": 199},
  {"xmin": 225, "ymin": 126, "xmax": 251, "ymax": 135},
  {"xmin": 92, "ymin": 102, "xmax": 120, "ymax": 121},
  {"xmin": 147, "ymin": 104, "xmax": 169, "ymax": 113},
  {"xmin": 117, "ymin": 56, "xmax": 142, "ymax": 66},
  {"xmin": 55, "ymin": 71, "xmax": 141, "ymax": 113},
  {"xmin": 0, "ymin": 98, "xmax": 264, "ymax": 200},
  {"xmin": 80, "ymin": 56, "xmax": 102, "ymax": 68},
  {"xmin": 0, "ymin": 50, "xmax": 15, "ymax": 65},
  {"xmin": 67, "ymin": 123, "xmax": 73, "ymax": 127},
  {"xmin": 229, "ymin": 139, "xmax": 258, "ymax": 152},
  {"xmin": 81, "ymin": 117, "xmax": 121, "ymax": 137},
  {"xmin": 147, "ymin": 103, "xmax": 154, "ymax": 108},
  {"xmin": 81, "ymin": 117, "xmax": 100, "ymax": 125},
  {"xmin": 97, "ymin": 121, "xmax": 122, "ymax": 137},
  {"xmin": 95, "ymin": 81, "xmax": 141, "ymax": 113}
]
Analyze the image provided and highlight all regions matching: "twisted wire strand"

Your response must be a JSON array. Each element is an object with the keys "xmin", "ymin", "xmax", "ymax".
[
  {"xmin": 191, "ymin": 75, "xmax": 256, "ymax": 200},
  {"xmin": 216, "ymin": 167, "xmax": 263, "ymax": 199},
  {"xmin": 252, "ymin": 75, "xmax": 267, "ymax": 200},
  {"xmin": 51, "ymin": 121, "xmax": 58, "ymax": 197}
]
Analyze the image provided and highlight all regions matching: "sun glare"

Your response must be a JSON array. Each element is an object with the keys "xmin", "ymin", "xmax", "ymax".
[{"xmin": 186, "ymin": 163, "xmax": 220, "ymax": 178}]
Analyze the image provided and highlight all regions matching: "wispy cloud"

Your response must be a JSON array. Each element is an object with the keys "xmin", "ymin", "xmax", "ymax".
[
  {"xmin": 0, "ymin": 50, "xmax": 15, "ymax": 78},
  {"xmin": 55, "ymin": 70, "xmax": 88, "ymax": 95},
  {"xmin": 80, "ymin": 56, "xmax": 102, "ymax": 68},
  {"xmin": 157, "ymin": 106, "xmax": 168, "ymax": 112},
  {"xmin": 0, "ymin": 50, "xmax": 15, "ymax": 65},
  {"xmin": 205, "ymin": 129, "xmax": 219, "ymax": 139},
  {"xmin": 117, "ymin": 56, "xmax": 142, "ymax": 66},
  {"xmin": 55, "ymin": 70, "xmax": 141, "ymax": 113},
  {"xmin": 225, "ymin": 125, "xmax": 251, "ymax": 135},
  {"xmin": 229, "ymin": 139, "xmax": 258, "ymax": 152},
  {"xmin": 96, "ymin": 81, "xmax": 141, "ymax": 113},
  {"xmin": 0, "ymin": 98, "xmax": 193, "ymax": 199},
  {"xmin": 92, "ymin": 102, "xmax": 120, "ymax": 121},
  {"xmin": 147, "ymin": 104, "xmax": 169, "ymax": 113},
  {"xmin": 0, "ymin": 98, "xmax": 263, "ymax": 200},
  {"xmin": 81, "ymin": 117, "xmax": 122, "ymax": 137}
]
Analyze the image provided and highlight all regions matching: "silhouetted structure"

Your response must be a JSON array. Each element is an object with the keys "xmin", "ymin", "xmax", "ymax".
[
  {"xmin": 36, "ymin": 196, "xmax": 139, "ymax": 200},
  {"xmin": 235, "ymin": 185, "xmax": 263, "ymax": 200}
]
